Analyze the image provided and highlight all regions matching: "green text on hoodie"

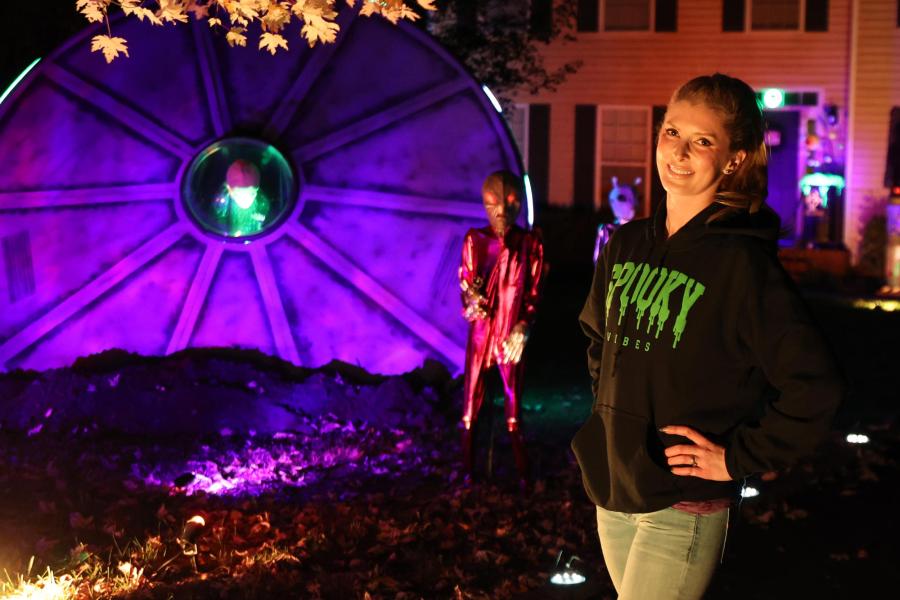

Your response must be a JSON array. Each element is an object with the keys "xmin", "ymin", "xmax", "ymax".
[{"xmin": 572, "ymin": 202, "xmax": 843, "ymax": 513}]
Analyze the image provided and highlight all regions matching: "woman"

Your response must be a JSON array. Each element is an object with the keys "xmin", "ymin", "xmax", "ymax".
[{"xmin": 572, "ymin": 73, "xmax": 842, "ymax": 599}]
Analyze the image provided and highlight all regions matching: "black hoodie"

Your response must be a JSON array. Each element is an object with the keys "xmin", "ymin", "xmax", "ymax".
[{"xmin": 571, "ymin": 202, "xmax": 842, "ymax": 513}]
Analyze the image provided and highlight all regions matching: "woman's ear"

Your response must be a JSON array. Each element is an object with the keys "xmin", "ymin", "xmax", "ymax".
[{"xmin": 724, "ymin": 150, "xmax": 748, "ymax": 174}]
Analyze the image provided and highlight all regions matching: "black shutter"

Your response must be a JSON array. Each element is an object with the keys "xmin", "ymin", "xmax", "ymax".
[
  {"xmin": 574, "ymin": 105, "xmax": 597, "ymax": 209},
  {"xmin": 577, "ymin": 0, "xmax": 599, "ymax": 32},
  {"xmin": 655, "ymin": 0, "xmax": 678, "ymax": 31},
  {"xmin": 650, "ymin": 106, "xmax": 667, "ymax": 214},
  {"xmin": 805, "ymin": 0, "xmax": 829, "ymax": 31},
  {"xmin": 530, "ymin": 0, "xmax": 553, "ymax": 39},
  {"xmin": 722, "ymin": 0, "xmax": 745, "ymax": 31},
  {"xmin": 528, "ymin": 104, "xmax": 551, "ymax": 206},
  {"xmin": 885, "ymin": 107, "xmax": 900, "ymax": 188}
]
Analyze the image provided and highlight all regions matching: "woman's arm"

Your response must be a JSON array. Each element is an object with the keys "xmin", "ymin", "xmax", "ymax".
[{"xmin": 724, "ymin": 249, "xmax": 844, "ymax": 479}]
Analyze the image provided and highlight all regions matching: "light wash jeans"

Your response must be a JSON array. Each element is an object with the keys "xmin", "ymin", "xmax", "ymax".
[{"xmin": 595, "ymin": 505, "xmax": 729, "ymax": 600}]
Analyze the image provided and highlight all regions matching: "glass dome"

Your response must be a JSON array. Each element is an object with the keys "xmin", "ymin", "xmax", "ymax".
[{"xmin": 181, "ymin": 138, "xmax": 296, "ymax": 240}]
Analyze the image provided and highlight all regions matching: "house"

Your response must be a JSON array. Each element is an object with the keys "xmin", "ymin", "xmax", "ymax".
[{"xmin": 508, "ymin": 0, "xmax": 900, "ymax": 271}]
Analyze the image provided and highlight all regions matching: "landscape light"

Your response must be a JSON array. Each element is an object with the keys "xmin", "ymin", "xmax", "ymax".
[
  {"xmin": 851, "ymin": 299, "xmax": 900, "ymax": 312},
  {"xmin": 177, "ymin": 515, "xmax": 206, "ymax": 556},
  {"xmin": 549, "ymin": 551, "xmax": 587, "ymax": 586},
  {"xmin": 741, "ymin": 485, "xmax": 760, "ymax": 498},
  {"xmin": 846, "ymin": 433, "xmax": 870, "ymax": 444}
]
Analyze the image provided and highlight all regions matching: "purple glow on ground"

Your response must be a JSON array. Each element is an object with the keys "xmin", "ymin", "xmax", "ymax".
[{"xmin": 134, "ymin": 415, "xmax": 441, "ymax": 497}]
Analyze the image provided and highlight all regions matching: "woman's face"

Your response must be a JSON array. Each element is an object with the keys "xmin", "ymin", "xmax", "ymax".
[{"xmin": 656, "ymin": 100, "xmax": 744, "ymax": 205}]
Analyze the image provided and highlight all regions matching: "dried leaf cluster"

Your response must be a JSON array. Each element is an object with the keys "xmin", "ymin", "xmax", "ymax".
[{"xmin": 76, "ymin": 0, "xmax": 437, "ymax": 63}]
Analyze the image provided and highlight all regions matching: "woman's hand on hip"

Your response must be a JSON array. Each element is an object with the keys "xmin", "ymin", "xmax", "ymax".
[{"xmin": 660, "ymin": 425, "xmax": 732, "ymax": 481}]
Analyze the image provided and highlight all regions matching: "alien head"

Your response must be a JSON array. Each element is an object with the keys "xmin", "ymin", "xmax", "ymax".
[
  {"xmin": 482, "ymin": 170, "xmax": 523, "ymax": 239},
  {"xmin": 608, "ymin": 175, "xmax": 641, "ymax": 224}
]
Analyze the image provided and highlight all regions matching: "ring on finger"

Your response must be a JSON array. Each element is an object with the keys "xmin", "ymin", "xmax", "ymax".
[{"xmin": 690, "ymin": 455, "xmax": 697, "ymax": 467}]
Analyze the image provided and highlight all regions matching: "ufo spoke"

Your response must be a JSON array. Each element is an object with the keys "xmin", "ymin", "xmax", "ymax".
[
  {"xmin": 249, "ymin": 245, "xmax": 301, "ymax": 365},
  {"xmin": 193, "ymin": 20, "xmax": 233, "ymax": 137},
  {"xmin": 291, "ymin": 77, "xmax": 469, "ymax": 162},
  {"xmin": 0, "ymin": 183, "xmax": 177, "ymax": 211},
  {"xmin": 0, "ymin": 223, "xmax": 188, "ymax": 368},
  {"xmin": 263, "ymin": 8, "xmax": 358, "ymax": 140},
  {"xmin": 166, "ymin": 243, "xmax": 224, "ymax": 354},
  {"xmin": 43, "ymin": 63, "xmax": 194, "ymax": 160},
  {"xmin": 286, "ymin": 223, "xmax": 465, "ymax": 366}
]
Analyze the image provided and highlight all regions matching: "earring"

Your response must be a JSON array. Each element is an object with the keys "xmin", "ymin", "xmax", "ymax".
[{"xmin": 723, "ymin": 168, "xmax": 734, "ymax": 175}]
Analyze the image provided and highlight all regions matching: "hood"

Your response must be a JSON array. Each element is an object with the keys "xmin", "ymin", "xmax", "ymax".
[{"xmin": 650, "ymin": 200, "xmax": 781, "ymax": 253}]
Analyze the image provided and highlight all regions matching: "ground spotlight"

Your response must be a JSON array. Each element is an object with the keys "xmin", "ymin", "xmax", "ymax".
[
  {"xmin": 550, "ymin": 550, "xmax": 586, "ymax": 586},
  {"xmin": 741, "ymin": 485, "xmax": 760, "ymax": 499},
  {"xmin": 177, "ymin": 515, "xmax": 206, "ymax": 556},
  {"xmin": 846, "ymin": 433, "xmax": 870, "ymax": 444}
]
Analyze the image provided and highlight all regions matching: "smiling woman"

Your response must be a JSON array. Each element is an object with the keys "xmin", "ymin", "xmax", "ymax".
[
  {"xmin": 572, "ymin": 73, "xmax": 843, "ymax": 600},
  {"xmin": 656, "ymin": 100, "xmax": 745, "ymax": 232}
]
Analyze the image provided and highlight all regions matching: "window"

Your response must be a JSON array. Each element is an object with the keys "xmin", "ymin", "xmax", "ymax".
[
  {"xmin": 601, "ymin": 108, "xmax": 650, "ymax": 163},
  {"xmin": 605, "ymin": 0, "xmax": 650, "ymax": 30},
  {"xmin": 578, "ymin": 1, "xmax": 677, "ymax": 32},
  {"xmin": 723, "ymin": 0, "xmax": 829, "ymax": 32},
  {"xmin": 597, "ymin": 107, "xmax": 652, "ymax": 214},
  {"xmin": 752, "ymin": 0, "xmax": 799, "ymax": 30}
]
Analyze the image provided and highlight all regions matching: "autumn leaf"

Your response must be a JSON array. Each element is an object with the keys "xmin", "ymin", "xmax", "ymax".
[
  {"xmin": 129, "ymin": 6, "xmax": 163, "ymax": 25},
  {"xmin": 300, "ymin": 15, "xmax": 340, "ymax": 46},
  {"xmin": 226, "ymin": 27, "xmax": 248, "ymax": 47},
  {"xmin": 382, "ymin": 7, "xmax": 402, "ymax": 24},
  {"xmin": 118, "ymin": 0, "xmax": 140, "ymax": 12},
  {"xmin": 399, "ymin": 6, "xmax": 420, "ymax": 22},
  {"xmin": 77, "ymin": 0, "xmax": 108, "ymax": 23},
  {"xmin": 261, "ymin": 2, "xmax": 292, "ymax": 32},
  {"xmin": 259, "ymin": 32, "xmax": 289, "ymax": 55},
  {"xmin": 208, "ymin": 17, "xmax": 223, "ymax": 27},
  {"xmin": 157, "ymin": 0, "xmax": 189, "ymax": 24},
  {"xmin": 228, "ymin": 0, "xmax": 261, "ymax": 26},
  {"xmin": 359, "ymin": 2, "xmax": 379, "ymax": 18},
  {"xmin": 292, "ymin": 0, "xmax": 338, "ymax": 19},
  {"xmin": 91, "ymin": 34, "xmax": 129, "ymax": 63}
]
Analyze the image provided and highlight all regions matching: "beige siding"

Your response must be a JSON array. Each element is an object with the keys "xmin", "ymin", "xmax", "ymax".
[
  {"xmin": 549, "ymin": 102, "xmax": 575, "ymax": 206},
  {"xmin": 512, "ymin": 0, "xmax": 851, "ymax": 212},
  {"xmin": 845, "ymin": 0, "xmax": 900, "ymax": 262}
]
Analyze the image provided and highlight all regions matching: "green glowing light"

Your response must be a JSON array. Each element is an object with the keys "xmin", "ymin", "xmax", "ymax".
[
  {"xmin": 761, "ymin": 88, "xmax": 785, "ymax": 109},
  {"xmin": 800, "ymin": 172, "xmax": 845, "ymax": 197},
  {"xmin": 181, "ymin": 138, "xmax": 295, "ymax": 240},
  {"xmin": 0, "ymin": 58, "xmax": 40, "ymax": 108}
]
